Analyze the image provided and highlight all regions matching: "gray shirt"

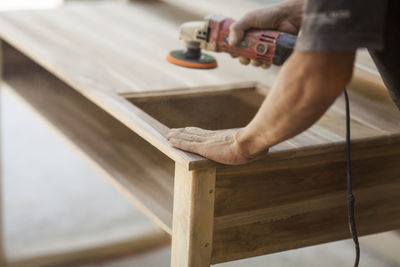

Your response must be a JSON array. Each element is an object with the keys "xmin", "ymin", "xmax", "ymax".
[{"xmin": 296, "ymin": 0, "xmax": 400, "ymax": 108}]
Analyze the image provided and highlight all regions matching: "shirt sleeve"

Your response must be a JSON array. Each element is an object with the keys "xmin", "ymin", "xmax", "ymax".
[{"xmin": 296, "ymin": 0, "xmax": 388, "ymax": 51}]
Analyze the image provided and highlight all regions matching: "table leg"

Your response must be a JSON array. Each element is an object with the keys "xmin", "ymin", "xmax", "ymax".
[{"xmin": 171, "ymin": 164, "xmax": 216, "ymax": 267}]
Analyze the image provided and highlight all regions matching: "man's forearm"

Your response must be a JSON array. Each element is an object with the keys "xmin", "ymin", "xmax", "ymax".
[{"xmin": 234, "ymin": 50, "xmax": 355, "ymax": 158}]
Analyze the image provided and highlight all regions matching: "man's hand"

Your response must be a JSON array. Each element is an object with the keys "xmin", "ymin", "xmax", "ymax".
[
  {"xmin": 229, "ymin": 0, "xmax": 304, "ymax": 68},
  {"xmin": 167, "ymin": 127, "xmax": 261, "ymax": 165}
]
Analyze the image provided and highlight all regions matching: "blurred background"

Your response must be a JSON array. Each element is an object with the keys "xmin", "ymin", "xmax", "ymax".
[{"xmin": 1, "ymin": 0, "xmax": 399, "ymax": 266}]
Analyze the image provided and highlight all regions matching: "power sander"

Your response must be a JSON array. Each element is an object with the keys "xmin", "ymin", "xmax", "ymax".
[{"xmin": 167, "ymin": 15, "xmax": 297, "ymax": 69}]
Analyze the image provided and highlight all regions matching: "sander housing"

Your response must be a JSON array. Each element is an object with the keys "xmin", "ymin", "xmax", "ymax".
[{"xmin": 167, "ymin": 15, "xmax": 297, "ymax": 69}]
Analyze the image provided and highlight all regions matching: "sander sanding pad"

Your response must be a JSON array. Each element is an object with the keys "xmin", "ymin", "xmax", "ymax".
[{"xmin": 166, "ymin": 50, "xmax": 217, "ymax": 69}]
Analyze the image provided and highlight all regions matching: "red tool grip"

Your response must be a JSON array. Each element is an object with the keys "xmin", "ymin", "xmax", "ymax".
[{"xmin": 208, "ymin": 17, "xmax": 296, "ymax": 66}]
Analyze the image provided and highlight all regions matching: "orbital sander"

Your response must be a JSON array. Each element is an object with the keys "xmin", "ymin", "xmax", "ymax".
[{"xmin": 167, "ymin": 15, "xmax": 297, "ymax": 69}]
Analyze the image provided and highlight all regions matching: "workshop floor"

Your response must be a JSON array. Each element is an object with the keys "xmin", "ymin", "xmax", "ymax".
[{"xmin": 2, "ymin": 87, "xmax": 398, "ymax": 267}]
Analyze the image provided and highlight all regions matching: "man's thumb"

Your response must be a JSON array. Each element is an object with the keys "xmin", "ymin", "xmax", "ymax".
[{"xmin": 228, "ymin": 22, "xmax": 246, "ymax": 46}]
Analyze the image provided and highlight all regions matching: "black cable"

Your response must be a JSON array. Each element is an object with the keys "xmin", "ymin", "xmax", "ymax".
[{"xmin": 344, "ymin": 89, "xmax": 360, "ymax": 267}]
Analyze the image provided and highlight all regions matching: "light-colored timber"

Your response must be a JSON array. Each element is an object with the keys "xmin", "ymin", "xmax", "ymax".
[
  {"xmin": 211, "ymin": 142, "xmax": 400, "ymax": 263},
  {"xmin": 0, "ymin": 0, "xmax": 284, "ymax": 170},
  {"xmin": 1, "ymin": 1, "xmax": 400, "ymax": 266},
  {"xmin": 0, "ymin": 1, "xmax": 396, "ymax": 170},
  {"xmin": 171, "ymin": 164, "xmax": 216, "ymax": 267}
]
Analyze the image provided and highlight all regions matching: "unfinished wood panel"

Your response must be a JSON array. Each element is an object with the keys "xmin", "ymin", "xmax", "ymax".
[
  {"xmin": 122, "ymin": 69, "xmax": 400, "ymax": 167},
  {"xmin": 171, "ymin": 164, "xmax": 216, "ymax": 267},
  {"xmin": 214, "ymin": 141, "xmax": 400, "ymax": 216},
  {"xmin": 129, "ymin": 87, "xmax": 266, "ymax": 130},
  {"xmin": 0, "ymin": 1, "xmax": 276, "ymax": 94},
  {"xmin": 2, "ymin": 43, "xmax": 175, "ymax": 233},
  {"xmin": 126, "ymin": 79, "xmax": 397, "ymax": 155},
  {"xmin": 210, "ymin": 140, "xmax": 400, "ymax": 263},
  {"xmin": 212, "ymin": 182, "xmax": 400, "ymax": 263}
]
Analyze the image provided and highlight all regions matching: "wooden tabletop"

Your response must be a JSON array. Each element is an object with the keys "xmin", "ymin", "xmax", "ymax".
[
  {"xmin": 0, "ymin": 1, "xmax": 278, "ymax": 93},
  {"xmin": 1, "ymin": 1, "xmax": 400, "ymax": 170}
]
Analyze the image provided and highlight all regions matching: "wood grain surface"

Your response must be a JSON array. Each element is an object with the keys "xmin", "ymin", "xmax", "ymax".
[
  {"xmin": 0, "ymin": 1, "xmax": 277, "ymax": 93},
  {"xmin": 0, "ymin": 1, "xmax": 395, "ymax": 170},
  {"xmin": 211, "ymin": 140, "xmax": 400, "ymax": 263},
  {"xmin": 171, "ymin": 165, "xmax": 216, "ymax": 267},
  {"xmin": 2, "ymin": 2, "xmax": 400, "ymax": 265},
  {"xmin": 129, "ymin": 86, "xmax": 266, "ymax": 130}
]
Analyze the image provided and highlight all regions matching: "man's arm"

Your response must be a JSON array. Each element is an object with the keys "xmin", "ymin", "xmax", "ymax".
[
  {"xmin": 167, "ymin": 50, "xmax": 355, "ymax": 164},
  {"xmin": 234, "ymin": 50, "xmax": 355, "ymax": 158}
]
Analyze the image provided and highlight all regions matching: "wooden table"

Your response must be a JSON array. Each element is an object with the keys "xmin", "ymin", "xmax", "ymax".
[{"xmin": 1, "ymin": 1, "xmax": 400, "ymax": 266}]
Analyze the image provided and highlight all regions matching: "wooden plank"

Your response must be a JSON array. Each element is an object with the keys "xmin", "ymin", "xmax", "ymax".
[
  {"xmin": 122, "ymin": 72, "xmax": 399, "ymax": 156},
  {"xmin": 212, "ymin": 182, "xmax": 400, "ymax": 263},
  {"xmin": 128, "ymin": 87, "xmax": 265, "ymax": 131},
  {"xmin": 210, "ymin": 140, "xmax": 400, "ymax": 263},
  {"xmin": 7, "ymin": 228, "xmax": 170, "ymax": 267},
  {"xmin": 171, "ymin": 164, "xmax": 216, "ymax": 267},
  {"xmin": 0, "ymin": 1, "xmax": 277, "ymax": 94},
  {"xmin": 214, "ymin": 139, "xmax": 400, "ymax": 216},
  {"xmin": 120, "ymin": 82, "xmax": 260, "ymax": 102},
  {"xmin": 2, "ymin": 44, "xmax": 175, "ymax": 233}
]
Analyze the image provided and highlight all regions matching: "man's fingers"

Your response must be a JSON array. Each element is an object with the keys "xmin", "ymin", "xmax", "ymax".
[
  {"xmin": 169, "ymin": 137, "xmax": 193, "ymax": 150},
  {"xmin": 184, "ymin": 127, "xmax": 213, "ymax": 135},
  {"xmin": 261, "ymin": 62, "xmax": 271, "ymax": 69},
  {"xmin": 228, "ymin": 11, "xmax": 258, "ymax": 46},
  {"xmin": 228, "ymin": 22, "xmax": 245, "ymax": 46},
  {"xmin": 169, "ymin": 138, "xmax": 204, "ymax": 155},
  {"xmin": 167, "ymin": 127, "xmax": 196, "ymax": 138},
  {"xmin": 169, "ymin": 132, "xmax": 209, "ymax": 142},
  {"xmin": 167, "ymin": 127, "xmax": 216, "ymax": 142},
  {"xmin": 166, "ymin": 128, "xmax": 181, "ymax": 139},
  {"xmin": 229, "ymin": 7, "xmax": 278, "ymax": 46},
  {"xmin": 168, "ymin": 127, "xmax": 212, "ymax": 136},
  {"xmin": 250, "ymin": 60, "xmax": 262, "ymax": 67},
  {"xmin": 239, "ymin": 56, "xmax": 250, "ymax": 65}
]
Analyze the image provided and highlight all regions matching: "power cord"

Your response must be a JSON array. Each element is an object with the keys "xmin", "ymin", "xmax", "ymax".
[{"xmin": 344, "ymin": 89, "xmax": 360, "ymax": 267}]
